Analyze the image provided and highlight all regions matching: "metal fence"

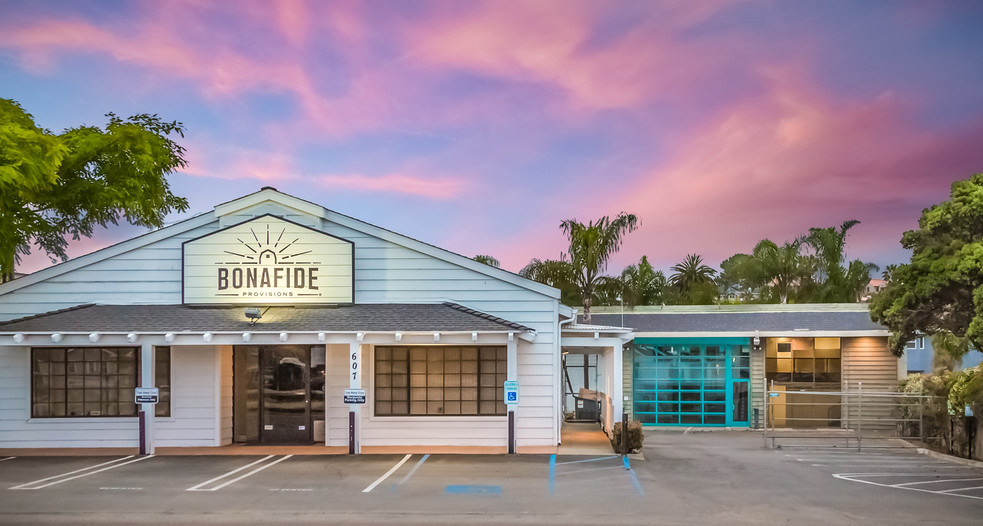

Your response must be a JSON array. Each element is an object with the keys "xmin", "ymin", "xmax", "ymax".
[{"xmin": 762, "ymin": 380, "xmax": 943, "ymax": 450}]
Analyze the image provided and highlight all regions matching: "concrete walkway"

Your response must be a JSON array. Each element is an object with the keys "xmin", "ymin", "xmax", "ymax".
[{"xmin": 557, "ymin": 422, "xmax": 614, "ymax": 455}]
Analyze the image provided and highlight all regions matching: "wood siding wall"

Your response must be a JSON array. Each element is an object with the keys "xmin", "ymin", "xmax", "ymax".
[
  {"xmin": 841, "ymin": 337, "xmax": 899, "ymax": 430},
  {"xmin": 750, "ymin": 345, "xmax": 765, "ymax": 428},
  {"xmin": 0, "ymin": 202, "xmax": 560, "ymax": 449}
]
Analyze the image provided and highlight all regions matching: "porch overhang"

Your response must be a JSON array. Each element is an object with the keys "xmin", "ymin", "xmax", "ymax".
[{"xmin": 0, "ymin": 303, "xmax": 536, "ymax": 347}]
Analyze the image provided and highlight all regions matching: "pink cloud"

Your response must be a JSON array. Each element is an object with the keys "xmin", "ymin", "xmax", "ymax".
[
  {"xmin": 403, "ymin": 1, "xmax": 742, "ymax": 112},
  {"xmin": 315, "ymin": 173, "xmax": 466, "ymax": 199},
  {"xmin": 496, "ymin": 63, "xmax": 983, "ymax": 274}
]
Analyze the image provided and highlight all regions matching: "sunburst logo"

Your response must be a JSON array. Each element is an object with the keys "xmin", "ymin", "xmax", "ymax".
[
  {"xmin": 223, "ymin": 223, "xmax": 312, "ymax": 265},
  {"xmin": 183, "ymin": 214, "xmax": 354, "ymax": 305}
]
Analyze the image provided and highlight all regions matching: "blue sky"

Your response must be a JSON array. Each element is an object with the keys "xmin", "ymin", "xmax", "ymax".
[{"xmin": 3, "ymin": 0, "xmax": 983, "ymax": 276}]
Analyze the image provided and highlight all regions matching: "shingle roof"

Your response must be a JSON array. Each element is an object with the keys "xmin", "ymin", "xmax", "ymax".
[
  {"xmin": 585, "ymin": 310, "xmax": 886, "ymax": 334},
  {"xmin": 0, "ymin": 303, "xmax": 532, "ymax": 333}
]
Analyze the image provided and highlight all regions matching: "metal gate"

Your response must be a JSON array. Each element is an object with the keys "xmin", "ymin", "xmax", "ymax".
[{"xmin": 763, "ymin": 380, "xmax": 942, "ymax": 450}]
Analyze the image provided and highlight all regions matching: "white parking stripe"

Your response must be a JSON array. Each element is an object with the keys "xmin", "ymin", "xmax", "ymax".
[
  {"xmin": 834, "ymin": 473, "xmax": 983, "ymax": 501},
  {"xmin": 0, "ymin": 457, "xmax": 15, "ymax": 462},
  {"xmin": 363, "ymin": 454, "xmax": 411, "ymax": 493},
  {"xmin": 186, "ymin": 455, "xmax": 292, "ymax": 492},
  {"xmin": 895, "ymin": 477, "xmax": 983, "ymax": 487},
  {"xmin": 10, "ymin": 455, "xmax": 154, "ymax": 490},
  {"xmin": 938, "ymin": 484, "xmax": 983, "ymax": 494}
]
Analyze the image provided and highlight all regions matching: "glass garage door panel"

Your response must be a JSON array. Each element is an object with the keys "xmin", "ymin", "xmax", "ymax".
[{"xmin": 634, "ymin": 340, "xmax": 747, "ymax": 427}]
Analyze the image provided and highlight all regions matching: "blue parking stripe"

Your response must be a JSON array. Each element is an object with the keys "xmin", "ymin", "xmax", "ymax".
[
  {"xmin": 622, "ymin": 456, "xmax": 645, "ymax": 495},
  {"xmin": 549, "ymin": 454, "xmax": 556, "ymax": 494},
  {"xmin": 392, "ymin": 454, "xmax": 429, "ymax": 490},
  {"xmin": 445, "ymin": 485, "xmax": 501, "ymax": 494}
]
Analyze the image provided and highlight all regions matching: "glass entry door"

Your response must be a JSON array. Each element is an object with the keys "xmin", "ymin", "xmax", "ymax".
[
  {"xmin": 726, "ymin": 345, "xmax": 751, "ymax": 427},
  {"xmin": 261, "ymin": 346, "xmax": 310, "ymax": 444},
  {"xmin": 234, "ymin": 345, "xmax": 320, "ymax": 444}
]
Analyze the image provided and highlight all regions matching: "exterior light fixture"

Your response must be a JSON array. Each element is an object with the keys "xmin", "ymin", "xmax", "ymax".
[
  {"xmin": 394, "ymin": 332, "xmax": 402, "ymax": 342},
  {"xmin": 472, "ymin": 332, "xmax": 478, "ymax": 342},
  {"xmin": 244, "ymin": 307, "xmax": 262, "ymax": 325},
  {"xmin": 317, "ymin": 332, "xmax": 325, "ymax": 342},
  {"xmin": 279, "ymin": 332, "xmax": 288, "ymax": 342},
  {"xmin": 165, "ymin": 332, "xmax": 175, "ymax": 343},
  {"xmin": 51, "ymin": 333, "xmax": 62, "ymax": 343},
  {"xmin": 356, "ymin": 332, "xmax": 364, "ymax": 342},
  {"xmin": 13, "ymin": 333, "xmax": 24, "ymax": 343},
  {"xmin": 127, "ymin": 333, "xmax": 138, "ymax": 343},
  {"xmin": 89, "ymin": 333, "xmax": 100, "ymax": 343},
  {"xmin": 203, "ymin": 332, "xmax": 213, "ymax": 343},
  {"xmin": 434, "ymin": 332, "xmax": 440, "ymax": 342},
  {"xmin": 242, "ymin": 332, "xmax": 252, "ymax": 342}
]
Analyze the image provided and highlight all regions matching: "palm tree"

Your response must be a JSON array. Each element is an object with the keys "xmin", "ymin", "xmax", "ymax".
[
  {"xmin": 522, "ymin": 213, "xmax": 639, "ymax": 322},
  {"xmin": 616, "ymin": 255, "xmax": 666, "ymax": 308},
  {"xmin": 669, "ymin": 254, "xmax": 717, "ymax": 303},
  {"xmin": 806, "ymin": 220, "xmax": 878, "ymax": 302},
  {"xmin": 472, "ymin": 254, "xmax": 500, "ymax": 268},
  {"xmin": 753, "ymin": 237, "xmax": 813, "ymax": 303},
  {"xmin": 560, "ymin": 213, "xmax": 639, "ymax": 321},
  {"xmin": 519, "ymin": 256, "xmax": 580, "ymax": 308}
]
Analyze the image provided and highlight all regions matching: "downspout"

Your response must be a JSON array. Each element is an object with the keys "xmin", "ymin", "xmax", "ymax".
[{"xmin": 557, "ymin": 309, "xmax": 577, "ymax": 445}]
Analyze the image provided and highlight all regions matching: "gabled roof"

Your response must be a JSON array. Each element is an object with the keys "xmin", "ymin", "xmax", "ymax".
[
  {"xmin": 226, "ymin": 188, "xmax": 560, "ymax": 299},
  {"xmin": 0, "ymin": 188, "xmax": 560, "ymax": 301},
  {"xmin": 0, "ymin": 303, "xmax": 533, "ymax": 333}
]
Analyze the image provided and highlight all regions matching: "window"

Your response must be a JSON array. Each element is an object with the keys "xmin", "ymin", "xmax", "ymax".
[
  {"xmin": 766, "ymin": 339, "xmax": 841, "ymax": 385},
  {"xmin": 31, "ymin": 347, "xmax": 171, "ymax": 418},
  {"xmin": 375, "ymin": 346, "xmax": 506, "ymax": 416}
]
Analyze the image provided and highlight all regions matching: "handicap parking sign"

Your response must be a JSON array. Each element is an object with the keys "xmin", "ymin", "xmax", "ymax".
[{"xmin": 504, "ymin": 381, "xmax": 519, "ymax": 405}]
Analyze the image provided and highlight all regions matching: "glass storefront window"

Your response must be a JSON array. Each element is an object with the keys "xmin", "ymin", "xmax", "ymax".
[{"xmin": 633, "ymin": 341, "xmax": 746, "ymax": 426}]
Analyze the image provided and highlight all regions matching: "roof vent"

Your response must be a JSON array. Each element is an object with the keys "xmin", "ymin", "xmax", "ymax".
[{"xmin": 261, "ymin": 186, "xmax": 278, "ymax": 192}]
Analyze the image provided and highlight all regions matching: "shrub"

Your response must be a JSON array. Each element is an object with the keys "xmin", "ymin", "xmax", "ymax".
[{"xmin": 611, "ymin": 420, "xmax": 644, "ymax": 454}]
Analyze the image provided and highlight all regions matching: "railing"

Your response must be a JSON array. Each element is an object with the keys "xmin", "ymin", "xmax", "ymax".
[{"xmin": 762, "ymin": 379, "xmax": 942, "ymax": 450}]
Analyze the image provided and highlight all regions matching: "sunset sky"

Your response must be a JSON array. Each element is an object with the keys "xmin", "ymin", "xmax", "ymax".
[{"xmin": 3, "ymin": 0, "xmax": 983, "ymax": 278}]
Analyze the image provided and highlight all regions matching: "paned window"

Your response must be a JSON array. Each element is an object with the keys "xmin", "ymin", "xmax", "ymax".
[
  {"xmin": 375, "ymin": 346, "xmax": 506, "ymax": 416},
  {"xmin": 765, "ymin": 339, "xmax": 841, "ymax": 385},
  {"xmin": 31, "ymin": 347, "xmax": 171, "ymax": 418}
]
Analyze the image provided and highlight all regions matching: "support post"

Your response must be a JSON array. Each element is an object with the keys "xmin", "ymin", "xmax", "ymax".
[
  {"xmin": 621, "ymin": 412, "xmax": 628, "ymax": 455},
  {"xmin": 507, "ymin": 334, "xmax": 517, "ymax": 454},
  {"xmin": 138, "ymin": 410, "xmax": 146, "ymax": 455},
  {"xmin": 857, "ymin": 381, "xmax": 863, "ymax": 452},
  {"xmin": 349, "ymin": 411, "xmax": 356, "ymax": 455},
  {"xmin": 508, "ymin": 411, "xmax": 515, "ymax": 454},
  {"xmin": 762, "ymin": 377, "xmax": 769, "ymax": 449},
  {"xmin": 349, "ymin": 341, "xmax": 362, "ymax": 455},
  {"xmin": 139, "ymin": 343, "xmax": 155, "ymax": 455}
]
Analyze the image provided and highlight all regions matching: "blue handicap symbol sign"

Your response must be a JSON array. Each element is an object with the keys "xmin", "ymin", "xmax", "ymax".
[{"xmin": 507, "ymin": 392, "xmax": 517, "ymax": 401}]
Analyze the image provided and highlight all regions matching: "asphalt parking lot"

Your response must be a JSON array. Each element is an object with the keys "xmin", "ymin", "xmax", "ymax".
[{"xmin": 1, "ymin": 432, "xmax": 980, "ymax": 525}]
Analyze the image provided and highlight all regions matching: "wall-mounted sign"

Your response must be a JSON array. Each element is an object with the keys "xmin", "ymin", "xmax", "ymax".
[
  {"xmin": 182, "ymin": 214, "xmax": 354, "ymax": 305},
  {"xmin": 344, "ymin": 389, "xmax": 366, "ymax": 404},
  {"xmin": 504, "ymin": 380, "xmax": 519, "ymax": 405},
  {"xmin": 134, "ymin": 387, "xmax": 159, "ymax": 404}
]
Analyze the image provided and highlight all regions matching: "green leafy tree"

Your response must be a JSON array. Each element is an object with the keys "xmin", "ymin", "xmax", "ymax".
[
  {"xmin": 870, "ymin": 174, "xmax": 983, "ymax": 356},
  {"xmin": 521, "ymin": 212, "xmax": 639, "ymax": 321},
  {"xmin": 0, "ymin": 99, "xmax": 189, "ymax": 282},
  {"xmin": 669, "ymin": 253, "xmax": 717, "ymax": 304}
]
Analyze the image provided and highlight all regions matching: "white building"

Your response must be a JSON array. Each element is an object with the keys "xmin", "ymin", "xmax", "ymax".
[{"xmin": 0, "ymin": 188, "xmax": 629, "ymax": 453}]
